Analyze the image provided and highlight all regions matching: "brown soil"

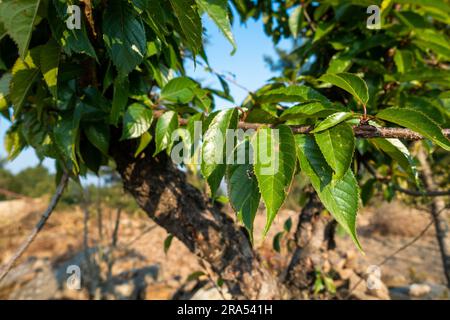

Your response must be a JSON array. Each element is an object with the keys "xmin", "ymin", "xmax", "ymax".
[{"xmin": 0, "ymin": 197, "xmax": 448, "ymax": 299}]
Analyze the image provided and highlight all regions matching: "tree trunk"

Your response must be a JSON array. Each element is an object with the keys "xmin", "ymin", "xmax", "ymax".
[
  {"xmin": 417, "ymin": 148, "xmax": 450, "ymax": 288},
  {"xmin": 111, "ymin": 140, "xmax": 284, "ymax": 299},
  {"xmin": 284, "ymin": 191, "xmax": 336, "ymax": 298}
]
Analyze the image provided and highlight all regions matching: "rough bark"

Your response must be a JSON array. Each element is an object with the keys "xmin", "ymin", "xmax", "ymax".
[
  {"xmin": 284, "ymin": 191, "xmax": 336, "ymax": 298},
  {"xmin": 417, "ymin": 148, "xmax": 450, "ymax": 288},
  {"xmin": 111, "ymin": 140, "xmax": 283, "ymax": 299}
]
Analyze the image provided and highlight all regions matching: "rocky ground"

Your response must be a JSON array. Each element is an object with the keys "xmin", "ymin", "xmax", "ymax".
[{"xmin": 0, "ymin": 197, "xmax": 448, "ymax": 300}]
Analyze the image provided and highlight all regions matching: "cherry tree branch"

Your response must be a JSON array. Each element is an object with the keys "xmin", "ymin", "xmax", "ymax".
[
  {"xmin": 241, "ymin": 123, "xmax": 450, "ymax": 139},
  {"xmin": 153, "ymin": 110, "xmax": 450, "ymax": 140}
]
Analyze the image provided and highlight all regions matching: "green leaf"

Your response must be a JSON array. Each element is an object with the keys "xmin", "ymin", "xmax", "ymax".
[
  {"xmin": 377, "ymin": 108, "xmax": 450, "ymax": 151},
  {"xmin": 134, "ymin": 131, "xmax": 152, "ymax": 158},
  {"xmin": 0, "ymin": 73, "xmax": 12, "ymax": 110},
  {"xmin": 319, "ymin": 73, "xmax": 369, "ymax": 106},
  {"xmin": 259, "ymin": 85, "xmax": 331, "ymax": 105},
  {"xmin": 252, "ymin": 125, "xmax": 296, "ymax": 235},
  {"xmin": 103, "ymin": 1, "xmax": 147, "ymax": 76},
  {"xmin": 40, "ymin": 39, "xmax": 60, "ymax": 98},
  {"xmin": 404, "ymin": 96, "xmax": 445, "ymax": 125},
  {"xmin": 280, "ymin": 102, "xmax": 342, "ymax": 120},
  {"xmin": 53, "ymin": 113, "xmax": 79, "ymax": 173},
  {"xmin": 154, "ymin": 111, "xmax": 179, "ymax": 155},
  {"xmin": 169, "ymin": 0, "xmax": 203, "ymax": 56},
  {"xmin": 142, "ymin": 0, "xmax": 169, "ymax": 42},
  {"xmin": 295, "ymin": 135, "xmax": 362, "ymax": 251},
  {"xmin": 160, "ymin": 77, "xmax": 197, "ymax": 104},
  {"xmin": 21, "ymin": 111, "xmax": 46, "ymax": 148},
  {"xmin": 187, "ymin": 271, "xmax": 205, "ymax": 282},
  {"xmin": 396, "ymin": 0, "xmax": 450, "ymax": 14},
  {"xmin": 315, "ymin": 123, "xmax": 355, "ymax": 181},
  {"xmin": 289, "ymin": 5, "xmax": 303, "ymax": 38},
  {"xmin": 273, "ymin": 232, "xmax": 283, "ymax": 253},
  {"xmin": 164, "ymin": 234, "xmax": 174, "ymax": 255},
  {"xmin": 110, "ymin": 78, "xmax": 129, "ymax": 126},
  {"xmin": 312, "ymin": 112, "xmax": 355, "ymax": 133},
  {"xmin": 0, "ymin": 22, "xmax": 6, "ymax": 41},
  {"xmin": 80, "ymin": 139, "xmax": 102, "ymax": 174},
  {"xmin": 396, "ymin": 67, "xmax": 450, "ymax": 84},
  {"xmin": 193, "ymin": 87, "xmax": 212, "ymax": 112},
  {"xmin": 245, "ymin": 108, "xmax": 278, "ymax": 124},
  {"xmin": 197, "ymin": 0, "xmax": 236, "ymax": 53},
  {"xmin": 4, "ymin": 127, "xmax": 25, "ymax": 160},
  {"xmin": 370, "ymin": 138, "xmax": 419, "ymax": 185},
  {"xmin": 132, "ymin": 0, "xmax": 149, "ymax": 12},
  {"xmin": 10, "ymin": 50, "xmax": 40, "ymax": 116},
  {"xmin": 84, "ymin": 123, "xmax": 110, "ymax": 156},
  {"xmin": 0, "ymin": 0, "xmax": 41, "ymax": 58},
  {"xmin": 414, "ymin": 29, "xmax": 450, "ymax": 60},
  {"xmin": 121, "ymin": 103, "xmax": 153, "ymax": 140},
  {"xmin": 201, "ymin": 108, "xmax": 238, "ymax": 197},
  {"xmin": 323, "ymin": 275, "xmax": 336, "ymax": 295},
  {"xmin": 226, "ymin": 140, "xmax": 260, "ymax": 242},
  {"xmin": 327, "ymin": 54, "xmax": 352, "ymax": 74},
  {"xmin": 394, "ymin": 49, "xmax": 414, "ymax": 74},
  {"xmin": 185, "ymin": 112, "xmax": 203, "ymax": 159},
  {"xmin": 313, "ymin": 21, "xmax": 335, "ymax": 43},
  {"xmin": 284, "ymin": 217, "xmax": 292, "ymax": 233},
  {"xmin": 48, "ymin": 1, "xmax": 97, "ymax": 59}
]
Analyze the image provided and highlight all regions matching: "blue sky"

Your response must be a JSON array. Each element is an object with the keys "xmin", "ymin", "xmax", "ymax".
[{"xmin": 0, "ymin": 16, "xmax": 291, "ymax": 174}]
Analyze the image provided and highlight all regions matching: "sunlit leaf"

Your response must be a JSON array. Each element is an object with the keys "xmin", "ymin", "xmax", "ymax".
[
  {"xmin": 121, "ymin": 103, "xmax": 153, "ymax": 140},
  {"xmin": 197, "ymin": 0, "xmax": 236, "ymax": 53},
  {"xmin": 201, "ymin": 108, "xmax": 238, "ymax": 197},
  {"xmin": 296, "ymin": 135, "xmax": 362, "ymax": 251},
  {"xmin": 154, "ymin": 111, "xmax": 179, "ymax": 155},
  {"xmin": 377, "ymin": 107, "xmax": 450, "ymax": 151},
  {"xmin": 319, "ymin": 73, "xmax": 369, "ymax": 106},
  {"xmin": 312, "ymin": 112, "xmax": 355, "ymax": 133},
  {"xmin": 0, "ymin": 0, "xmax": 41, "ymax": 58},
  {"xmin": 103, "ymin": 1, "xmax": 147, "ymax": 76},
  {"xmin": 226, "ymin": 140, "xmax": 260, "ymax": 242},
  {"xmin": 315, "ymin": 123, "xmax": 355, "ymax": 181},
  {"xmin": 252, "ymin": 125, "xmax": 296, "ymax": 235}
]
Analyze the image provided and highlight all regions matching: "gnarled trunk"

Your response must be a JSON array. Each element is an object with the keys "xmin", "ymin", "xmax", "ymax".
[
  {"xmin": 112, "ymin": 140, "xmax": 284, "ymax": 299},
  {"xmin": 284, "ymin": 191, "xmax": 336, "ymax": 298}
]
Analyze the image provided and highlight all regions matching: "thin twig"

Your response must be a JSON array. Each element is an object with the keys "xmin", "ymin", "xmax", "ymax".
[
  {"xmin": 303, "ymin": 5, "xmax": 317, "ymax": 32},
  {"xmin": 197, "ymin": 259, "xmax": 227, "ymax": 300},
  {"xmin": 106, "ymin": 208, "xmax": 122, "ymax": 294},
  {"xmin": 79, "ymin": 186, "xmax": 99, "ymax": 299},
  {"xmin": 0, "ymin": 171, "xmax": 70, "ymax": 283},
  {"xmin": 111, "ymin": 208, "xmax": 122, "ymax": 249}
]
